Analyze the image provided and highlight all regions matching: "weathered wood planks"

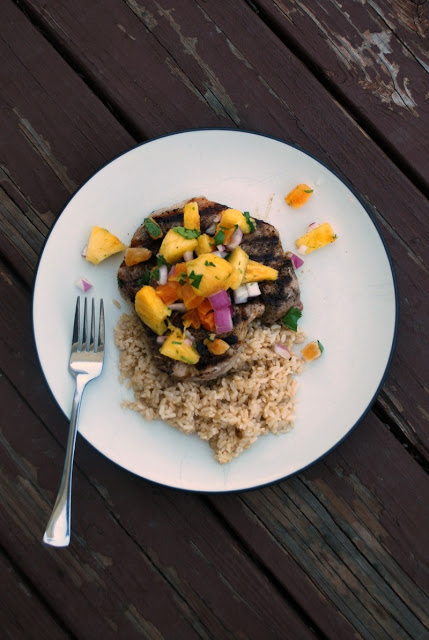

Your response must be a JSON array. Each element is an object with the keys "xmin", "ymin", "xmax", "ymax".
[{"xmin": 253, "ymin": 0, "xmax": 429, "ymax": 190}]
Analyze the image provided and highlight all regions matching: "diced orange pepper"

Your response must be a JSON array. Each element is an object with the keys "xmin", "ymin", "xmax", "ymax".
[
  {"xmin": 181, "ymin": 282, "xmax": 203, "ymax": 309},
  {"xmin": 168, "ymin": 262, "xmax": 188, "ymax": 282},
  {"xmin": 285, "ymin": 183, "xmax": 314, "ymax": 208},
  {"xmin": 155, "ymin": 282, "xmax": 181, "ymax": 305},
  {"xmin": 183, "ymin": 308, "xmax": 201, "ymax": 330},
  {"xmin": 204, "ymin": 338, "xmax": 230, "ymax": 355},
  {"xmin": 198, "ymin": 299, "xmax": 216, "ymax": 332}
]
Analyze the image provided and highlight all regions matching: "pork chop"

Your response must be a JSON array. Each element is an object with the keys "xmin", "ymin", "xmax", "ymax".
[{"xmin": 118, "ymin": 197, "xmax": 301, "ymax": 380}]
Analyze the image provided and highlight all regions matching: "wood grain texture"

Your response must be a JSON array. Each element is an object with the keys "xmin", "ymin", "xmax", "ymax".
[
  {"xmin": 253, "ymin": 0, "xmax": 429, "ymax": 188},
  {"xmin": 9, "ymin": 0, "xmax": 429, "ymax": 457},
  {"xmin": 0, "ymin": 550, "xmax": 70, "ymax": 640}
]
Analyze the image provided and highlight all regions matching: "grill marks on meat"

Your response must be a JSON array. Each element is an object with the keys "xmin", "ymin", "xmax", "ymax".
[{"xmin": 118, "ymin": 197, "xmax": 301, "ymax": 380}]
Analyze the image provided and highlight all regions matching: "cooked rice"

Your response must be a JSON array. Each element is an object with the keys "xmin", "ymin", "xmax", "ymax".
[{"xmin": 114, "ymin": 312, "xmax": 305, "ymax": 463}]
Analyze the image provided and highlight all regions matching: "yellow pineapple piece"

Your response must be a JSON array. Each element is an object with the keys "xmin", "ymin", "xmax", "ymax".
[
  {"xmin": 295, "ymin": 223, "xmax": 337, "ymax": 254},
  {"xmin": 135, "ymin": 286, "xmax": 171, "ymax": 335},
  {"xmin": 159, "ymin": 228, "xmax": 198, "ymax": 263},
  {"xmin": 160, "ymin": 330, "xmax": 200, "ymax": 365},
  {"xmin": 124, "ymin": 247, "xmax": 152, "ymax": 266},
  {"xmin": 227, "ymin": 246, "xmax": 249, "ymax": 290},
  {"xmin": 183, "ymin": 201, "xmax": 200, "ymax": 231},
  {"xmin": 195, "ymin": 233, "xmax": 215, "ymax": 256},
  {"xmin": 242, "ymin": 260, "xmax": 278, "ymax": 284},
  {"xmin": 285, "ymin": 184, "xmax": 314, "ymax": 208},
  {"xmin": 185, "ymin": 254, "xmax": 233, "ymax": 297},
  {"xmin": 85, "ymin": 226, "xmax": 126, "ymax": 265}
]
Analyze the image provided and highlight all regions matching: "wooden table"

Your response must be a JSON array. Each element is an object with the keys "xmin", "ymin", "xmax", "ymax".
[{"xmin": 1, "ymin": 1, "xmax": 428, "ymax": 638}]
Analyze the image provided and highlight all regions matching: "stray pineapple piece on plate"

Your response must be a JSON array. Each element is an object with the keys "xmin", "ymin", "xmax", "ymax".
[
  {"xmin": 295, "ymin": 222, "xmax": 337, "ymax": 254},
  {"xmin": 183, "ymin": 201, "xmax": 201, "ymax": 231},
  {"xmin": 285, "ymin": 183, "xmax": 314, "ymax": 208},
  {"xmin": 301, "ymin": 340, "xmax": 324, "ymax": 362},
  {"xmin": 159, "ymin": 228, "xmax": 199, "ymax": 263},
  {"xmin": 124, "ymin": 247, "xmax": 152, "ymax": 267},
  {"xmin": 135, "ymin": 285, "xmax": 171, "ymax": 335},
  {"xmin": 85, "ymin": 226, "xmax": 126, "ymax": 264},
  {"xmin": 160, "ymin": 330, "xmax": 200, "ymax": 365},
  {"xmin": 242, "ymin": 259, "xmax": 278, "ymax": 284},
  {"xmin": 185, "ymin": 254, "xmax": 233, "ymax": 297}
]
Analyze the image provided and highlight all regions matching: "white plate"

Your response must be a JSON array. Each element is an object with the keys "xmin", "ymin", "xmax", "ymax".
[{"xmin": 33, "ymin": 129, "xmax": 397, "ymax": 492}]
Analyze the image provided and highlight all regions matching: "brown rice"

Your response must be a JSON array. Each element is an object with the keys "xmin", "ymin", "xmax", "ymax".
[{"xmin": 114, "ymin": 312, "xmax": 305, "ymax": 463}]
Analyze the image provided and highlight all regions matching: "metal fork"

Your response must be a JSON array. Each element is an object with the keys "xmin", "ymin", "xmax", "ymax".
[{"xmin": 43, "ymin": 296, "xmax": 105, "ymax": 547}]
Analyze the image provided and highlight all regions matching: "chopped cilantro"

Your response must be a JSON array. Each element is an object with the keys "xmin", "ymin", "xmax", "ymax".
[
  {"xmin": 172, "ymin": 341, "xmax": 182, "ymax": 345},
  {"xmin": 181, "ymin": 356, "xmax": 194, "ymax": 364},
  {"xmin": 173, "ymin": 227, "xmax": 200, "ymax": 240},
  {"xmin": 304, "ymin": 189, "xmax": 314, "ymax": 194},
  {"xmin": 178, "ymin": 275, "xmax": 187, "ymax": 286},
  {"xmin": 333, "ymin": 234, "xmax": 338, "ymax": 239},
  {"xmin": 205, "ymin": 260, "xmax": 216, "ymax": 267},
  {"xmin": 317, "ymin": 340, "xmax": 324, "ymax": 354},
  {"xmin": 137, "ymin": 270, "xmax": 151, "ymax": 286},
  {"xmin": 281, "ymin": 307, "xmax": 302, "ymax": 332},
  {"xmin": 157, "ymin": 254, "xmax": 168, "ymax": 267},
  {"xmin": 244, "ymin": 211, "xmax": 255, "ymax": 232},
  {"xmin": 188, "ymin": 270, "xmax": 203, "ymax": 289},
  {"xmin": 144, "ymin": 218, "xmax": 163, "ymax": 239},
  {"xmin": 214, "ymin": 229, "xmax": 225, "ymax": 245}
]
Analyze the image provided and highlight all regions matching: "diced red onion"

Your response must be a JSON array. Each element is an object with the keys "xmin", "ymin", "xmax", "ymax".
[
  {"xmin": 184, "ymin": 329, "xmax": 194, "ymax": 342},
  {"xmin": 297, "ymin": 245, "xmax": 308, "ymax": 256},
  {"xmin": 233, "ymin": 285, "xmax": 248, "ymax": 304},
  {"xmin": 246, "ymin": 282, "xmax": 261, "ymax": 297},
  {"xmin": 168, "ymin": 302, "xmax": 186, "ymax": 312},
  {"xmin": 216, "ymin": 244, "xmax": 225, "ymax": 252},
  {"xmin": 289, "ymin": 253, "xmax": 304, "ymax": 270},
  {"xmin": 158, "ymin": 264, "xmax": 168, "ymax": 285},
  {"xmin": 184, "ymin": 338, "xmax": 193, "ymax": 347},
  {"xmin": 214, "ymin": 306, "xmax": 233, "ymax": 334},
  {"xmin": 75, "ymin": 276, "xmax": 93, "ymax": 293},
  {"xmin": 211, "ymin": 250, "xmax": 228, "ymax": 259},
  {"xmin": 156, "ymin": 335, "xmax": 167, "ymax": 344},
  {"xmin": 208, "ymin": 289, "xmax": 231, "ymax": 310},
  {"xmin": 213, "ymin": 213, "xmax": 221, "ymax": 223},
  {"xmin": 168, "ymin": 265, "xmax": 176, "ymax": 277},
  {"xmin": 308, "ymin": 222, "xmax": 319, "ymax": 231},
  {"xmin": 81, "ymin": 245, "xmax": 88, "ymax": 258},
  {"xmin": 274, "ymin": 343, "xmax": 291, "ymax": 358},
  {"xmin": 205, "ymin": 222, "xmax": 217, "ymax": 236},
  {"xmin": 183, "ymin": 251, "xmax": 194, "ymax": 262},
  {"xmin": 296, "ymin": 301, "xmax": 304, "ymax": 311},
  {"xmin": 226, "ymin": 226, "xmax": 243, "ymax": 250}
]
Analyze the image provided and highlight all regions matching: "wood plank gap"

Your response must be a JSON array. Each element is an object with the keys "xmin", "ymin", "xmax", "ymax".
[
  {"xmin": 13, "ymin": 0, "xmax": 147, "ymax": 143},
  {"xmin": 204, "ymin": 497, "xmax": 329, "ymax": 640},
  {"xmin": 0, "ymin": 541, "xmax": 78, "ymax": 640},
  {"xmin": 241, "ymin": 0, "xmax": 429, "ymax": 199}
]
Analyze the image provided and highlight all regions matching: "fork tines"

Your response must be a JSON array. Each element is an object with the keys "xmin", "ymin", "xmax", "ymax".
[{"xmin": 73, "ymin": 296, "xmax": 104, "ymax": 353}]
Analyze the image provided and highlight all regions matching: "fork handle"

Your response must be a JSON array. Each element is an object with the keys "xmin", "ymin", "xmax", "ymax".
[{"xmin": 43, "ymin": 373, "xmax": 89, "ymax": 547}]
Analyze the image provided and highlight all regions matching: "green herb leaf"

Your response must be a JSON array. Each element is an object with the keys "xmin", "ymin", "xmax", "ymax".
[
  {"xmin": 137, "ymin": 270, "xmax": 151, "ymax": 286},
  {"xmin": 304, "ymin": 189, "xmax": 314, "ymax": 194},
  {"xmin": 178, "ymin": 275, "xmax": 187, "ymax": 286},
  {"xmin": 172, "ymin": 341, "xmax": 182, "ymax": 345},
  {"xmin": 333, "ymin": 234, "xmax": 338, "ymax": 239},
  {"xmin": 173, "ymin": 227, "xmax": 200, "ymax": 240},
  {"xmin": 244, "ymin": 211, "xmax": 255, "ymax": 233},
  {"xmin": 144, "ymin": 218, "xmax": 163, "ymax": 239},
  {"xmin": 214, "ymin": 230, "xmax": 225, "ymax": 245},
  {"xmin": 204, "ymin": 260, "xmax": 216, "ymax": 267},
  {"xmin": 157, "ymin": 255, "xmax": 168, "ymax": 267},
  {"xmin": 281, "ymin": 307, "xmax": 302, "ymax": 332},
  {"xmin": 181, "ymin": 356, "xmax": 195, "ymax": 364},
  {"xmin": 188, "ymin": 270, "xmax": 203, "ymax": 289},
  {"xmin": 317, "ymin": 340, "xmax": 324, "ymax": 354}
]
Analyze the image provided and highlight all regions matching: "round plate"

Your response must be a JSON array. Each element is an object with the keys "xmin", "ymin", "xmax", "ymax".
[{"xmin": 33, "ymin": 129, "xmax": 397, "ymax": 492}]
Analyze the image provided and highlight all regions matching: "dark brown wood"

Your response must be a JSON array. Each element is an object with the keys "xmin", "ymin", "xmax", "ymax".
[
  {"xmin": 253, "ymin": 0, "xmax": 429, "ymax": 189},
  {"xmin": 9, "ymin": 0, "xmax": 429, "ymax": 457}
]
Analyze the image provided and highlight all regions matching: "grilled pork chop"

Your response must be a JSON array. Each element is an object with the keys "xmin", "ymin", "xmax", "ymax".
[{"xmin": 118, "ymin": 197, "xmax": 301, "ymax": 380}]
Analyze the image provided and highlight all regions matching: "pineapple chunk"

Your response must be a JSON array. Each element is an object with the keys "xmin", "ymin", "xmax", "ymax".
[
  {"xmin": 285, "ymin": 184, "xmax": 314, "ymax": 208},
  {"xmin": 195, "ymin": 233, "xmax": 215, "ymax": 256},
  {"xmin": 160, "ymin": 330, "xmax": 200, "ymax": 365},
  {"xmin": 124, "ymin": 247, "xmax": 152, "ymax": 266},
  {"xmin": 301, "ymin": 341, "xmax": 323, "ymax": 362},
  {"xmin": 135, "ymin": 285, "xmax": 171, "ymax": 335},
  {"xmin": 85, "ymin": 226, "xmax": 126, "ymax": 265},
  {"xmin": 242, "ymin": 260, "xmax": 278, "ymax": 284},
  {"xmin": 183, "ymin": 201, "xmax": 200, "ymax": 231},
  {"xmin": 185, "ymin": 254, "xmax": 233, "ymax": 297},
  {"xmin": 216, "ymin": 208, "xmax": 253, "ymax": 244},
  {"xmin": 295, "ymin": 222, "xmax": 337, "ymax": 254},
  {"xmin": 227, "ymin": 246, "xmax": 249, "ymax": 290},
  {"xmin": 159, "ymin": 228, "xmax": 198, "ymax": 263}
]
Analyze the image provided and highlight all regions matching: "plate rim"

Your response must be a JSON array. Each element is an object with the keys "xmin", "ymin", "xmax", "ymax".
[{"xmin": 32, "ymin": 127, "xmax": 399, "ymax": 493}]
